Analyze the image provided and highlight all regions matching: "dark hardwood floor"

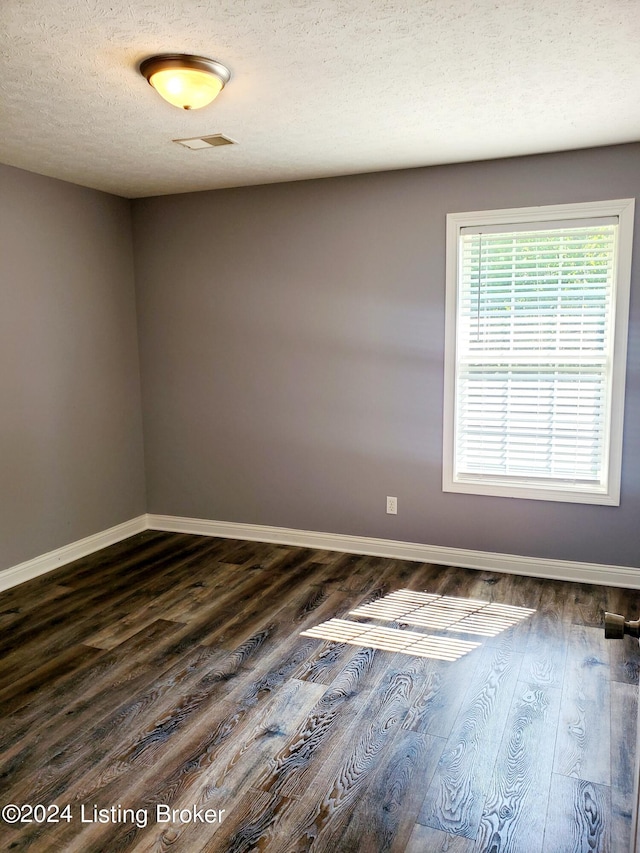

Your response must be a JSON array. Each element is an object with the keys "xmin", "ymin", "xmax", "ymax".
[{"xmin": 1, "ymin": 530, "xmax": 639, "ymax": 852}]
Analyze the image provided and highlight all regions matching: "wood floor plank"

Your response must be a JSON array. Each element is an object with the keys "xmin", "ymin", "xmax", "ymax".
[
  {"xmin": 405, "ymin": 824, "xmax": 475, "ymax": 852},
  {"xmin": 520, "ymin": 579, "xmax": 568, "ymax": 690},
  {"xmin": 609, "ymin": 636, "xmax": 640, "ymax": 687},
  {"xmin": 204, "ymin": 678, "xmax": 327, "ymax": 796},
  {"xmin": 200, "ymin": 788, "xmax": 293, "ymax": 853},
  {"xmin": 334, "ymin": 730, "xmax": 445, "ymax": 853},
  {"xmin": 0, "ymin": 583, "xmax": 73, "ymax": 633},
  {"xmin": 291, "ymin": 637, "xmax": 354, "ymax": 686},
  {"xmin": 0, "ymin": 642, "xmax": 103, "ymax": 714},
  {"xmin": 542, "ymin": 774, "xmax": 610, "ymax": 853},
  {"xmin": 473, "ymin": 680, "xmax": 562, "ymax": 853},
  {"xmin": 401, "ymin": 651, "xmax": 482, "ymax": 739},
  {"xmin": 416, "ymin": 639, "xmax": 523, "ymax": 839},
  {"xmin": 323, "ymin": 552, "xmax": 393, "ymax": 593},
  {"xmin": 553, "ymin": 624, "xmax": 611, "ymax": 786},
  {"xmin": 482, "ymin": 572, "xmax": 540, "ymax": 654},
  {"xmin": 565, "ymin": 581, "xmax": 607, "ymax": 629},
  {"xmin": 610, "ymin": 680, "xmax": 637, "ymax": 852},
  {"xmin": 218, "ymin": 539, "xmax": 292, "ymax": 568}
]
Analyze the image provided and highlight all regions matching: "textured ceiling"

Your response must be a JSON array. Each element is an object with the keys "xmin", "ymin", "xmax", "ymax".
[{"xmin": 0, "ymin": 0, "xmax": 638, "ymax": 198}]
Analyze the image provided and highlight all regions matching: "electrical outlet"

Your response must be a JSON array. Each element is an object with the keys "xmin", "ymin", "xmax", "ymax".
[{"xmin": 386, "ymin": 496, "xmax": 398, "ymax": 515}]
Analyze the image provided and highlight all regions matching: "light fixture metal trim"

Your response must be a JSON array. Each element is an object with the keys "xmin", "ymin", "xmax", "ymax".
[
  {"xmin": 140, "ymin": 54, "xmax": 231, "ymax": 87},
  {"xmin": 140, "ymin": 54, "xmax": 231, "ymax": 110}
]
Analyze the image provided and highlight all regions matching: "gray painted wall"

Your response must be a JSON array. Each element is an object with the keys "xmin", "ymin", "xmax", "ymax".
[
  {"xmin": 0, "ymin": 164, "xmax": 146, "ymax": 570},
  {"xmin": 133, "ymin": 144, "xmax": 640, "ymax": 568}
]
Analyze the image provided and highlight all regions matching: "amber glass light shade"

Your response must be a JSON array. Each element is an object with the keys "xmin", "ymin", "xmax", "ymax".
[{"xmin": 140, "ymin": 55, "xmax": 231, "ymax": 110}]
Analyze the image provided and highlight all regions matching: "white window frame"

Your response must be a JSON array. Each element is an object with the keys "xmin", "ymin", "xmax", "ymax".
[{"xmin": 443, "ymin": 198, "xmax": 635, "ymax": 505}]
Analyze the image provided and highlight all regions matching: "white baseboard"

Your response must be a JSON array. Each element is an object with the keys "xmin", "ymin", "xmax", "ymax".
[
  {"xmin": 3, "ymin": 512, "xmax": 638, "ymax": 594},
  {"xmin": 148, "ymin": 514, "xmax": 640, "ymax": 590},
  {"xmin": 0, "ymin": 515, "xmax": 148, "ymax": 593}
]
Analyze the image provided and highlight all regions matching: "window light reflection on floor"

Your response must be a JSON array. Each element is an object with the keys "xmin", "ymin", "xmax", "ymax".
[
  {"xmin": 301, "ymin": 618, "xmax": 481, "ymax": 661},
  {"xmin": 301, "ymin": 589, "xmax": 536, "ymax": 662},
  {"xmin": 351, "ymin": 590, "xmax": 535, "ymax": 637}
]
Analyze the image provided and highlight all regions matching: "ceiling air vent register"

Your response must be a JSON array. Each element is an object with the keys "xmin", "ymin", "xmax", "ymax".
[{"xmin": 173, "ymin": 135, "xmax": 236, "ymax": 150}]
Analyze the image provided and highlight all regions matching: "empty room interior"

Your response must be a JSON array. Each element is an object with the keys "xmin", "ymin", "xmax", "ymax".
[{"xmin": 1, "ymin": 1, "xmax": 640, "ymax": 851}]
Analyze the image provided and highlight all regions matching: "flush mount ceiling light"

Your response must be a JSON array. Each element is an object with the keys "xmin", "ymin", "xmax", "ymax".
[{"xmin": 140, "ymin": 54, "xmax": 231, "ymax": 110}]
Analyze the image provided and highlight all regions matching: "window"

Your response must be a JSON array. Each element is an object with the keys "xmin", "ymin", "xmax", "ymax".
[{"xmin": 443, "ymin": 199, "xmax": 635, "ymax": 505}]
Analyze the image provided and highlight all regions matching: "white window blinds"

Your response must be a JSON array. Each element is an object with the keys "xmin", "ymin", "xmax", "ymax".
[
  {"xmin": 458, "ymin": 223, "xmax": 615, "ymax": 484},
  {"xmin": 444, "ymin": 200, "xmax": 634, "ymax": 505}
]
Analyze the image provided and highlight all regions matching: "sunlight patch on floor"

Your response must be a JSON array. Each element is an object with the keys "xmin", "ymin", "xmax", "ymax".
[
  {"xmin": 301, "ymin": 618, "xmax": 481, "ymax": 661},
  {"xmin": 351, "ymin": 590, "xmax": 535, "ymax": 637},
  {"xmin": 301, "ymin": 589, "xmax": 536, "ymax": 661}
]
